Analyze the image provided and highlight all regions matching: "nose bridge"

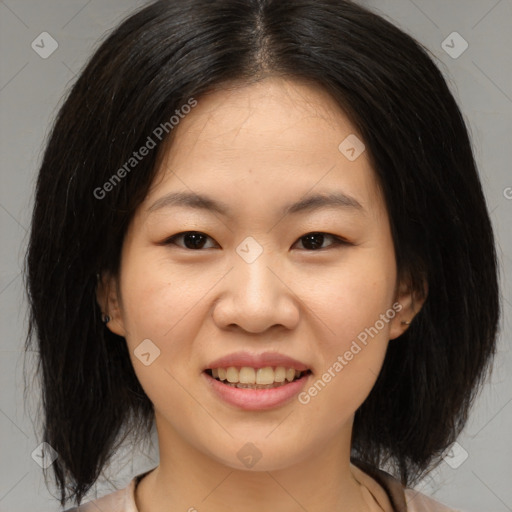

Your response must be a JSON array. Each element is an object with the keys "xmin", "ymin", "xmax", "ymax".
[
  {"xmin": 233, "ymin": 237, "xmax": 280, "ymax": 310},
  {"xmin": 213, "ymin": 236, "xmax": 299, "ymax": 333}
]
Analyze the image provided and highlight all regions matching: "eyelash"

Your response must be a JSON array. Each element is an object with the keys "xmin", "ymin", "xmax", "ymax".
[{"xmin": 162, "ymin": 231, "xmax": 350, "ymax": 251}]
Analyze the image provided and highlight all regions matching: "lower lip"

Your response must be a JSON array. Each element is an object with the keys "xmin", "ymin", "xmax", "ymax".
[{"xmin": 203, "ymin": 371, "xmax": 311, "ymax": 411}]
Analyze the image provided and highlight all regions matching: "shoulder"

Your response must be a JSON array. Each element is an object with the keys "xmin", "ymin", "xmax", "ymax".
[
  {"xmin": 404, "ymin": 488, "xmax": 464, "ymax": 512},
  {"xmin": 62, "ymin": 478, "xmax": 138, "ymax": 512},
  {"xmin": 350, "ymin": 458, "xmax": 465, "ymax": 512}
]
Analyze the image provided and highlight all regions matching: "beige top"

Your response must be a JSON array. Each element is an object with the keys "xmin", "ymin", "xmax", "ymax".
[{"xmin": 64, "ymin": 462, "xmax": 461, "ymax": 512}]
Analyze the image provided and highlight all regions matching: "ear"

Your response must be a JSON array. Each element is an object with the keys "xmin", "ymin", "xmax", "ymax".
[
  {"xmin": 96, "ymin": 271, "xmax": 126, "ymax": 337},
  {"xmin": 388, "ymin": 275, "xmax": 428, "ymax": 340}
]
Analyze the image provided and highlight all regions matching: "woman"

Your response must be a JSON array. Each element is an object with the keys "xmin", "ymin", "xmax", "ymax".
[{"xmin": 24, "ymin": 0, "xmax": 499, "ymax": 510}]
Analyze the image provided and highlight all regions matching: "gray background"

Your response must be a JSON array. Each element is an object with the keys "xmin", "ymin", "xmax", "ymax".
[{"xmin": 0, "ymin": 0, "xmax": 511, "ymax": 510}]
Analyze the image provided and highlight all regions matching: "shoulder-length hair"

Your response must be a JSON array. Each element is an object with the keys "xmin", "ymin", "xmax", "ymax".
[{"xmin": 24, "ymin": 0, "xmax": 500, "ymax": 506}]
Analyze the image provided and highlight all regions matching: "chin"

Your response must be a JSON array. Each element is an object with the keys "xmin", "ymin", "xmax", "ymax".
[{"xmin": 205, "ymin": 438, "xmax": 312, "ymax": 473}]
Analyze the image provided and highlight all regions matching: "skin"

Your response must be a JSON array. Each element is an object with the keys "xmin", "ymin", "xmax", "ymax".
[{"xmin": 98, "ymin": 76, "xmax": 425, "ymax": 512}]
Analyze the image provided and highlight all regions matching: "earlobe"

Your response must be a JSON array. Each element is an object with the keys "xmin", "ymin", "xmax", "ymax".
[
  {"xmin": 388, "ymin": 276, "xmax": 428, "ymax": 340},
  {"xmin": 95, "ymin": 272, "xmax": 126, "ymax": 337}
]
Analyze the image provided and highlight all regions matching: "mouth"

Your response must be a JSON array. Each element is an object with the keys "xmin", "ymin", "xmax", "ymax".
[
  {"xmin": 204, "ymin": 366, "xmax": 313, "ymax": 390},
  {"xmin": 202, "ymin": 352, "xmax": 313, "ymax": 410}
]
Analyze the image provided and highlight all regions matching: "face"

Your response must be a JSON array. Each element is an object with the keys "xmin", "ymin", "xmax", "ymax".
[{"xmin": 99, "ymin": 77, "xmax": 416, "ymax": 472}]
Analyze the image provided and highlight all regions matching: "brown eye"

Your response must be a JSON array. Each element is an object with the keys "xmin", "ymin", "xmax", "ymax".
[
  {"xmin": 164, "ymin": 231, "xmax": 217, "ymax": 250},
  {"xmin": 162, "ymin": 231, "xmax": 348, "ymax": 251},
  {"xmin": 295, "ymin": 232, "xmax": 349, "ymax": 251}
]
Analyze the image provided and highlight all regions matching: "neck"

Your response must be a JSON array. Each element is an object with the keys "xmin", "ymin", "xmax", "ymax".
[{"xmin": 135, "ymin": 415, "xmax": 375, "ymax": 512}]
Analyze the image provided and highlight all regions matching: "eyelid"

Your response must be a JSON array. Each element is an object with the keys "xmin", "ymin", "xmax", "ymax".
[
  {"xmin": 295, "ymin": 232, "xmax": 350, "ymax": 250},
  {"xmin": 161, "ymin": 231, "xmax": 219, "ymax": 249},
  {"xmin": 161, "ymin": 231, "xmax": 351, "ymax": 250}
]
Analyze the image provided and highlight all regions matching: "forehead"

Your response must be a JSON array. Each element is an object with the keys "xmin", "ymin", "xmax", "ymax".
[
  {"xmin": 144, "ymin": 77, "xmax": 384, "ymax": 219},
  {"xmin": 164, "ymin": 77, "xmax": 354, "ymax": 156}
]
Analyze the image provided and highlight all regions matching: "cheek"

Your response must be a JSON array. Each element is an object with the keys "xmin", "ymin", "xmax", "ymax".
[
  {"xmin": 298, "ymin": 251, "xmax": 396, "ymax": 408},
  {"xmin": 309, "ymin": 253, "xmax": 396, "ymax": 347},
  {"xmin": 117, "ymin": 255, "xmax": 210, "ymax": 414},
  {"xmin": 298, "ymin": 272, "xmax": 395, "ymax": 420},
  {"xmin": 120, "ymin": 252, "xmax": 213, "ymax": 341}
]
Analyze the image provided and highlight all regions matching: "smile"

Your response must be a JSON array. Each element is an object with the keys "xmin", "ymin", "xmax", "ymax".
[
  {"xmin": 205, "ymin": 366, "xmax": 312, "ymax": 389},
  {"xmin": 203, "ymin": 367, "xmax": 312, "ymax": 410}
]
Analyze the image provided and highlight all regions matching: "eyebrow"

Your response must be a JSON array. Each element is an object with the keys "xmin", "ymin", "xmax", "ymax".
[{"xmin": 147, "ymin": 190, "xmax": 364, "ymax": 218}]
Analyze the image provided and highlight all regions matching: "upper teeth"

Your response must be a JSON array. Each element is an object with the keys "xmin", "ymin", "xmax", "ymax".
[{"xmin": 211, "ymin": 366, "xmax": 302, "ymax": 384}]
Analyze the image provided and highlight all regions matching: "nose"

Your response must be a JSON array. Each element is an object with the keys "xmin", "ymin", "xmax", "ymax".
[{"xmin": 212, "ymin": 249, "xmax": 300, "ymax": 334}]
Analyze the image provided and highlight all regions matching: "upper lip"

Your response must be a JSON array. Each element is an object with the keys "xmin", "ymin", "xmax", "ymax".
[{"xmin": 205, "ymin": 351, "xmax": 310, "ymax": 372}]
